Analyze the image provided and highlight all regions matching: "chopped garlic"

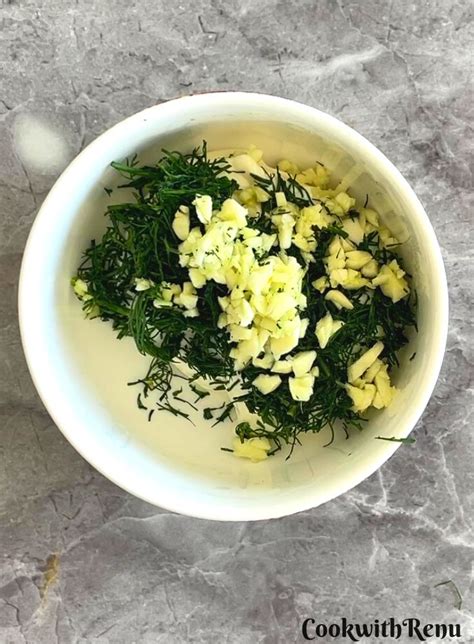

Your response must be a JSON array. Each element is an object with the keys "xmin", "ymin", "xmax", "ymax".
[
  {"xmin": 345, "ymin": 250, "xmax": 373, "ymax": 270},
  {"xmin": 272, "ymin": 212, "xmax": 295, "ymax": 250},
  {"xmin": 188, "ymin": 267, "xmax": 206, "ymax": 289},
  {"xmin": 373, "ymin": 363, "xmax": 397, "ymax": 408},
  {"xmin": 297, "ymin": 205, "xmax": 333, "ymax": 237},
  {"xmin": 325, "ymin": 289, "xmax": 354, "ymax": 310},
  {"xmin": 359, "ymin": 207, "xmax": 378, "ymax": 227},
  {"xmin": 372, "ymin": 260, "xmax": 409, "ymax": 303},
  {"xmin": 345, "ymin": 382, "xmax": 376, "ymax": 412},
  {"xmin": 153, "ymin": 297, "xmax": 173, "ymax": 309},
  {"xmin": 312, "ymin": 276, "xmax": 329, "ymax": 293},
  {"xmin": 278, "ymin": 159, "xmax": 299, "ymax": 175},
  {"xmin": 295, "ymin": 164, "xmax": 329, "ymax": 188},
  {"xmin": 292, "ymin": 350, "xmax": 317, "ymax": 377},
  {"xmin": 174, "ymin": 281, "xmax": 198, "ymax": 310},
  {"xmin": 363, "ymin": 358, "xmax": 383, "ymax": 383},
  {"xmin": 378, "ymin": 225, "xmax": 398, "ymax": 247},
  {"xmin": 361, "ymin": 259, "xmax": 379, "ymax": 278},
  {"xmin": 219, "ymin": 198, "xmax": 248, "ymax": 228},
  {"xmin": 172, "ymin": 205, "xmax": 190, "ymax": 240},
  {"xmin": 329, "ymin": 268, "xmax": 369, "ymax": 290},
  {"xmin": 253, "ymin": 374, "xmax": 282, "ymax": 395},
  {"xmin": 289, "ymin": 375, "xmax": 315, "ymax": 401},
  {"xmin": 315, "ymin": 312, "xmax": 344, "ymax": 349},
  {"xmin": 72, "ymin": 278, "xmax": 90, "ymax": 300},
  {"xmin": 232, "ymin": 437, "xmax": 271, "ymax": 462},
  {"xmin": 266, "ymin": 292, "xmax": 297, "ymax": 320},
  {"xmin": 341, "ymin": 217, "xmax": 365, "ymax": 244},
  {"xmin": 271, "ymin": 359, "xmax": 293, "ymax": 374},
  {"xmin": 226, "ymin": 154, "xmax": 267, "ymax": 187},
  {"xmin": 275, "ymin": 191, "xmax": 287, "ymax": 207},
  {"xmin": 193, "ymin": 194, "xmax": 213, "ymax": 224},
  {"xmin": 237, "ymin": 186, "xmax": 270, "ymax": 209},
  {"xmin": 252, "ymin": 354, "xmax": 274, "ymax": 369},
  {"xmin": 183, "ymin": 308, "xmax": 199, "ymax": 318},
  {"xmin": 161, "ymin": 282, "xmax": 181, "ymax": 301},
  {"xmin": 341, "ymin": 237, "xmax": 356, "ymax": 252},
  {"xmin": 229, "ymin": 325, "xmax": 253, "ymax": 341},
  {"xmin": 134, "ymin": 277, "xmax": 154, "ymax": 292},
  {"xmin": 270, "ymin": 323, "xmax": 300, "ymax": 359},
  {"xmin": 326, "ymin": 253, "xmax": 346, "ymax": 273},
  {"xmin": 334, "ymin": 192, "xmax": 356, "ymax": 213},
  {"xmin": 293, "ymin": 232, "xmax": 315, "ymax": 252},
  {"xmin": 347, "ymin": 341, "xmax": 384, "ymax": 383}
]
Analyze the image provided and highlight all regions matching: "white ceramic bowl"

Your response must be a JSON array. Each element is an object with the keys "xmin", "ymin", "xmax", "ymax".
[{"xmin": 19, "ymin": 93, "xmax": 448, "ymax": 520}]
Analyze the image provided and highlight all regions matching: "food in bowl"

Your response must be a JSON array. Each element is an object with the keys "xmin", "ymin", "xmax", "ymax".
[
  {"xmin": 71, "ymin": 142, "xmax": 416, "ymax": 460},
  {"xmin": 19, "ymin": 93, "xmax": 448, "ymax": 519}
]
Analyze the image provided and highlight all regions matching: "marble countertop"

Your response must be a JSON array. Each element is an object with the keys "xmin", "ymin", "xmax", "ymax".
[{"xmin": 0, "ymin": 1, "xmax": 472, "ymax": 642}]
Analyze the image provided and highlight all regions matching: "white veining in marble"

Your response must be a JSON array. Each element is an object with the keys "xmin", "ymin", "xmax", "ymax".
[{"xmin": 0, "ymin": 1, "xmax": 472, "ymax": 642}]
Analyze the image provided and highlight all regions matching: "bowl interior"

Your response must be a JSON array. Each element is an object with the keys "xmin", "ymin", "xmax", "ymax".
[{"xmin": 20, "ymin": 95, "xmax": 447, "ymax": 519}]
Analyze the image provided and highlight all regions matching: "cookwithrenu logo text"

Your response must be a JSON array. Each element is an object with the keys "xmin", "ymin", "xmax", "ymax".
[{"xmin": 302, "ymin": 617, "xmax": 462, "ymax": 641}]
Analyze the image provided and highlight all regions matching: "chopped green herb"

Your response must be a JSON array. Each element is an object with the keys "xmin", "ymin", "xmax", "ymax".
[
  {"xmin": 375, "ymin": 436, "xmax": 416, "ymax": 444},
  {"xmin": 189, "ymin": 383, "xmax": 210, "ymax": 397},
  {"xmin": 203, "ymin": 408, "xmax": 214, "ymax": 420},
  {"xmin": 434, "ymin": 580, "xmax": 463, "ymax": 610}
]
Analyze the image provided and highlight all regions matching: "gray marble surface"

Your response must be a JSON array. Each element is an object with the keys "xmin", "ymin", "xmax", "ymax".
[{"xmin": 1, "ymin": 1, "xmax": 473, "ymax": 642}]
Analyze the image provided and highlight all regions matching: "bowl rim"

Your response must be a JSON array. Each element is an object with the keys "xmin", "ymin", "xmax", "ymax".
[{"xmin": 18, "ymin": 91, "xmax": 449, "ymax": 520}]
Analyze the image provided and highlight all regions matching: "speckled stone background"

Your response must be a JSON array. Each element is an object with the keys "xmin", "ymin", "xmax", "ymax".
[{"xmin": 0, "ymin": 1, "xmax": 473, "ymax": 642}]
